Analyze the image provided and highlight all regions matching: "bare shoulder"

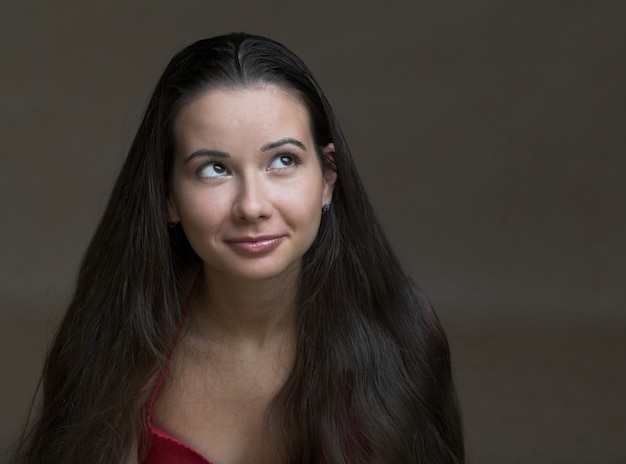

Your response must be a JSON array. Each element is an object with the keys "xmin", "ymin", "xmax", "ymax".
[{"xmin": 151, "ymin": 332, "xmax": 292, "ymax": 464}]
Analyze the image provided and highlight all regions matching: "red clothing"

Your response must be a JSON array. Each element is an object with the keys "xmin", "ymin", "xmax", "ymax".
[
  {"xmin": 144, "ymin": 366, "xmax": 213, "ymax": 464},
  {"xmin": 143, "ymin": 283, "xmax": 211, "ymax": 464}
]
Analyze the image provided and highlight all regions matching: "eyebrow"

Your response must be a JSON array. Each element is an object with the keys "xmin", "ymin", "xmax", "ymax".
[
  {"xmin": 183, "ymin": 138, "xmax": 307, "ymax": 164},
  {"xmin": 261, "ymin": 137, "xmax": 307, "ymax": 152},
  {"xmin": 184, "ymin": 149, "xmax": 229, "ymax": 164}
]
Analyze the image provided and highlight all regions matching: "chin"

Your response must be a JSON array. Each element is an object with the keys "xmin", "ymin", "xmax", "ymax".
[{"xmin": 206, "ymin": 260, "xmax": 302, "ymax": 284}]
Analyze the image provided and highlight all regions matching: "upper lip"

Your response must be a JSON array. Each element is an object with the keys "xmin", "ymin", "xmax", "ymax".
[{"xmin": 225, "ymin": 234, "xmax": 284, "ymax": 243}]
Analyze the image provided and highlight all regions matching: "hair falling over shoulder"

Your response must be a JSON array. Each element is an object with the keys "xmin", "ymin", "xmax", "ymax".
[{"xmin": 10, "ymin": 33, "xmax": 463, "ymax": 464}]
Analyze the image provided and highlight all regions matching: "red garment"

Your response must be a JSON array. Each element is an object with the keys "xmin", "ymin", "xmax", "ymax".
[
  {"xmin": 143, "ymin": 282, "xmax": 212, "ymax": 464},
  {"xmin": 144, "ymin": 366, "xmax": 213, "ymax": 464}
]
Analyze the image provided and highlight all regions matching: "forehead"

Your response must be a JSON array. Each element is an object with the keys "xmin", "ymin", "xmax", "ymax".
[{"xmin": 173, "ymin": 85, "xmax": 312, "ymax": 146}]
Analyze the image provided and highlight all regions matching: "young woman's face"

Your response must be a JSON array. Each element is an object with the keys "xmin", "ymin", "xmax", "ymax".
[{"xmin": 168, "ymin": 85, "xmax": 336, "ymax": 284}]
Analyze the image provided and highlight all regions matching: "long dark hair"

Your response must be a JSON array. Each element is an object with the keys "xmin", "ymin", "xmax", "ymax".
[{"xmin": 11, "ymin": 33, "xmax": 463, "ymax": 463}]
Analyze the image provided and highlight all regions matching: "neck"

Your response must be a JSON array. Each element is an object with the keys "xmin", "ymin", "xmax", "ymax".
[{"xmin": 192, "ymin": 267, "xmax": 299, "ymax": 349}]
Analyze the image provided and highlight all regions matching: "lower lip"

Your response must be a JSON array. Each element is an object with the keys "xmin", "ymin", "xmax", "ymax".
[{"xmin": 227, "ymin": 237, "xmax": 284, "ymax": 254}]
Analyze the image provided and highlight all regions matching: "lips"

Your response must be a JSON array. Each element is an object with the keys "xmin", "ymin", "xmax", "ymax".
[{"xmin": 225, "ymin": 235, "xmax": 285, "ymax": 254}]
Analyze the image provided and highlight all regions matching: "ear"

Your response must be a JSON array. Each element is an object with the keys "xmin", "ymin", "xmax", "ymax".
[
  {"xmin": 321, "ymin": 143, "xmax": 337, "ymax": 205},
  {"xmin": 167, "ymin": 193, "xmax": 180, "ymax": 223}
]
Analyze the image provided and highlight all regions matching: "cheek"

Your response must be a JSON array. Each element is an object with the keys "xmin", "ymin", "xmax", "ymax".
[
  {"xmin": 281, "ymin": 180, "xmax": 324, "ymax": 223},
  {"xmin": 174, "ymin": 190, "xmax": 231, "ymax": 230}
]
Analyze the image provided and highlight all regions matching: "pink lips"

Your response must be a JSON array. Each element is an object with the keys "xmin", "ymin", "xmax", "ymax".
[{"xmin": 225, "ymin": 235, "xmax": 285, "ymax": 254}]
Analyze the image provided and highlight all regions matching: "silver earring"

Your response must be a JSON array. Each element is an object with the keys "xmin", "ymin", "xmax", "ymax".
[{"xmin": 322, "ymin": 203, "xmax": 332, "ymax": 213}]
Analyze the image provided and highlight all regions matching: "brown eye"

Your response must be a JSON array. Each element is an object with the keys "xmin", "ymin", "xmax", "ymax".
[
  {"xmin": 269, "ymin": 154, "xmax": 298, "ymax": 169},
  {"xmin": 198, "ymin": 162, "xmax": 227, "ymax": 178}
]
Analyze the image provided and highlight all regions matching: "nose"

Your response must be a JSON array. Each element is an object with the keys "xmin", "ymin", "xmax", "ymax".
[{"xmin": 231, "ymin": 175, "xmax": 273, "ymax": 222}]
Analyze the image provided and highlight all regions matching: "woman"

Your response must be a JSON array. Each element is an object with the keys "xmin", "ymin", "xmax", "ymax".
[{"xmin": 12, "ymin": 33, "xmax": 463, "ymax": 464}]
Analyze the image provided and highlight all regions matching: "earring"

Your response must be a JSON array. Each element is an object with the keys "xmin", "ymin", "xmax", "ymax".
[
  {"xmin": 167, "ymin": 218, "xmax": 178, "ymax": 228},
  {"xmin": 322, "ymin": 203, "xmax": 332, "ymax": 213}
]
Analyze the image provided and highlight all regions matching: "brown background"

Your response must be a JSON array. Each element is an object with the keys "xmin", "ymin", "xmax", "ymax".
[{"xmin": 1, "ymin": 1, "xmax": 624, "ymax": 462}]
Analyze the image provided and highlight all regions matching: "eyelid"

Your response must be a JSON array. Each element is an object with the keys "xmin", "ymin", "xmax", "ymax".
[
  {"xmin": 196, "ymin": 160, "xmax": 229, "ymax": 178},
  {"xmin": 190, "ymin": 151, "xmax": 302, "ymax": 177},
  {"xmin": 268, "ymin": 152, "xmax": 301, "ymax": 170}
]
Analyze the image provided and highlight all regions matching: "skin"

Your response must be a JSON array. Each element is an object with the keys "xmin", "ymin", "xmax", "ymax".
[{"xmin": 154, "ymin": 85, "xmax": 336, "ymax": 464}]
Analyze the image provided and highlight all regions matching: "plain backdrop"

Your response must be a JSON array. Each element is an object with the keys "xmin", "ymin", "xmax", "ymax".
[{"xmin": 1, "ymin": 1, "xmax": 625, "ymax": 462}]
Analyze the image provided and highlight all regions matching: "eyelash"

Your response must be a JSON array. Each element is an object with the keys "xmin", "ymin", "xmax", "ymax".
[
  {"xmin": 269, "ymin": 153, "xmax": 301, "ymax": 169},
  {"xmin": 195, "ymin": 153, "xmax": 301, "ymax": 179},
  {"xmin": 197, "ymin": 162, "xmax": 227, "ymax": 179}
]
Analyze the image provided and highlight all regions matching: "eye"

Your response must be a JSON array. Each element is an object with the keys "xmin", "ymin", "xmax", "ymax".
[
  {"xmin": 198, "ymin": 162, "xmax": 228, "ymax": 178},
  {"xmin": 269, "ymin": 154, "xmax": 298, "ymax": 170}
]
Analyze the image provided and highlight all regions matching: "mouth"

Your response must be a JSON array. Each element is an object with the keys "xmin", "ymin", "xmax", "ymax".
[{"xmin": 225, "ymin": 235, "xmax": 286, "ymax": 254}]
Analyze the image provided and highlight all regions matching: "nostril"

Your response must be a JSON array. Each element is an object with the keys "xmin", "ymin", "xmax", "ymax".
[{"xmin": 231, "ymin": 178, "xmax": 274, "ymax": 222}]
